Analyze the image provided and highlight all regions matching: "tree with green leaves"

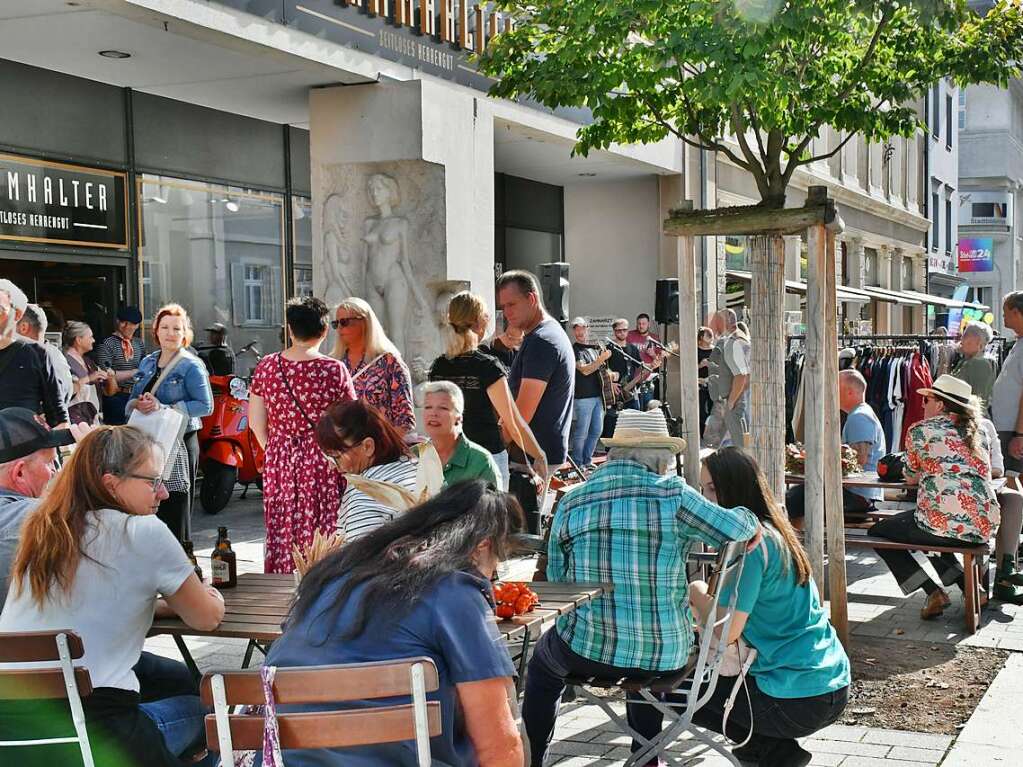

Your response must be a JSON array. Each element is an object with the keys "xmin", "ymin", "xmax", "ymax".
[{"xmin": 481, "ymin": 0, "xmax": 1023, "ymax": 210}]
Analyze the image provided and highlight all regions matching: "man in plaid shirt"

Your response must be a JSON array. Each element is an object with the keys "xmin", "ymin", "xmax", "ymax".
[{"xmin": 522, "ymin": 410, "xmax": 759, "ymax": 767}]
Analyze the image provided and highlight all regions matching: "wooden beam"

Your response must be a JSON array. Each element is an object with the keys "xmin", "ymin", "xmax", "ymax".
[
  {"xmin": 439, "ymin": 0, "xmax": 453, "ymax": 43},
  {"xmin": 458, "ymin": 0, "xmax": 468, "ymax": 48},
  {"xmin": 474, "ymin": 5, "xmax": 485, "ymax": 54},
  {"xmin": 420, "ymin": 0, "xmax": 434, "ymax": 35},
  {"xmin": 804, "ymin": 221, "xmax": 827, "ymax": 590},
  {"xmin": 823, "ymin": 226, "xmax": 850, "ymax": 648},
  {"xmin": 677, "ymin": 226, "xmax": 702, "ymax": 486},
  {"xmin": 664, "ymin": 199, "xmax": 837, "ymax": 238}
]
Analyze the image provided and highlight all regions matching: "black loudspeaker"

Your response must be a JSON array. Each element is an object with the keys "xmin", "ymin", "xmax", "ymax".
[
  {"xmin": 539, "ymin": 262, "xmax": 570, "ymax": 322},
  {"xmin": 655, "ymin": 278, "xmax": 679, "ymax": 324}
]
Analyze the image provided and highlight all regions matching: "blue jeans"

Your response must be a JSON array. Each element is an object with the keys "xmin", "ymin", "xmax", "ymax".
[
  {"xmin": 492, "ymin": 449, "xmax": 509, "ymax": 491},
  {"xmin": 135, "ymin": 652, "xmax": 214, "ymax": 764},
  {"xmin": 571, "ymin": 397, "xmax": 604, "ymax": 466}
]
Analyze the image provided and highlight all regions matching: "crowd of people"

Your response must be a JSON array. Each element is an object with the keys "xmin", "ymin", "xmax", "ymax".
[{"xmin": 1, "ymin": 268, "xmax": 1022, "ymax": 767}]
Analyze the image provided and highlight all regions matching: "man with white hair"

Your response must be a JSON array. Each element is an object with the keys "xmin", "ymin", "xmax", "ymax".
[
  {"xmin": 522, "ymin": 409, "xmax": 760, "ymax": 766},
  {"xmin": 0, "ymin": 284, "xmax": 68, "ymax": 426},
  {"xmin": 786, "ymin": 369, "xmax": 886, "ymax": 525},
  {"xmin": 422, "ymin": 380, "xmax": 500, "ymax": 488},
  {"xmin": 704, "ymin": 308, "xmax": 751, "ymax": 448},
  {"xmin": 952, "ymin": 322, "xmax": 995, "ymax": 411},
  {"xmin": 17, "ymin": 303, "xmax": 73, "ymax": 410}
]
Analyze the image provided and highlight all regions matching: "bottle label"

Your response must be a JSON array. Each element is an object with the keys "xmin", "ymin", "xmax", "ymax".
[{"xmin": 212, "ymin": 559, "xmax": 229, "ymax": 584}]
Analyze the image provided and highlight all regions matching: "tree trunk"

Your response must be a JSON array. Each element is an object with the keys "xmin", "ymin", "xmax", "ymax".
[{"xmin": 748, "ymin": 234, "xmax": 787, "ymax": 501}]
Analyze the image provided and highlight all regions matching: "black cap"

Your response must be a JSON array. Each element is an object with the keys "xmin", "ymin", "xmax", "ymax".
[
  {"xmin": 116, "ymin": 306, "xmax": 143, "ymax": 324},
  {"xmin": 0, "ymin": 408, "xmax": 76, "ymax": 463}
]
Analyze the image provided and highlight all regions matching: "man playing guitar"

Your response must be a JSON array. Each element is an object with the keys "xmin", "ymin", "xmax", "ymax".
[{"xmin": 570, "ymin": 317, "xmax": 613, "ymax": 469}]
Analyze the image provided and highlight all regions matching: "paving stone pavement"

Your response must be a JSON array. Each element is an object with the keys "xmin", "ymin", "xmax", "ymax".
[{"xmin": 144, "ymin": 492, "xmax": 1023, "ymax": 765}]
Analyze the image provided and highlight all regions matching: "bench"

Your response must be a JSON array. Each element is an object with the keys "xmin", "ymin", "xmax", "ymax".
[{"xmin": 843, "ymin": 532, "xmax": 989, "ymax": 634}]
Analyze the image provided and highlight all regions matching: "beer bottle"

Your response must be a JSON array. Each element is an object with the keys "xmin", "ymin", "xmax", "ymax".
[
  {"xmin": 182, "ymin": 540, "xmax": 203, "ymax": 581},
  {"xmin": 211, "ymin": 526, "xmax": 237, "ymax": 589}
]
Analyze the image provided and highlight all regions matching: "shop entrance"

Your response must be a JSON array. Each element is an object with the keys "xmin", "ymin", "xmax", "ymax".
[{"xmin": 0, "ymin": 256, "xmax": 128, "ymax": 341}]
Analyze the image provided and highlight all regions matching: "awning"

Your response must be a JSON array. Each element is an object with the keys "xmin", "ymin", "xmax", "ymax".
[
  {"xmin": 858, "ymin": 286, "xmax": 922, "ymax": 306},
  {"xmin": 725, "ymin": 270, "xmax": 869, "ymax": 304},
  {"xmin": 898, "ymin": 289, "xmax": 989, "ymax": 311}
]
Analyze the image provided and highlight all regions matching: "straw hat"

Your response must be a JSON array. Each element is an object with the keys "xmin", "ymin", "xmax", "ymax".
[
  {"xmin": 917, "ymin": 374, "xmax": 973, "ymax": 408},
  {"xmin": 601, "ymin": 409, "xmax": 687, "ymax": 453}
]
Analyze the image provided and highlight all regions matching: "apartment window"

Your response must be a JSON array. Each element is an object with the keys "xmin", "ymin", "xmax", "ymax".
[
  {"xmin": 946, "ymin": 94, "xmax": 953, "ymax": 149},
  {"xmin": 931, "ymin": 192, "xmax": 940, "ymax": 250},
  {"xmin": 959, "ymin": 90, "xmax": 966, "ymax": 130},
  {"xmin": 945, "ymin": 198, "xmax": 953, "ymax": 254},
  {"xmin": 243, "ymin": 264, "xmax": 267, "ymax": 324},
  {"xmin": 973, "ymin": 202, "xmax": 997, "ymax": 218},
  {"xmin": 931, "ymin": 84, "xmax": 941, "ymax": 138}
]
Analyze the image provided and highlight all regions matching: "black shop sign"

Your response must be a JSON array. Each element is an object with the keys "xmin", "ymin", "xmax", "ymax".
[{"xmin": 0, "ymin": 154, "xmax": 128, "ymax": 249}]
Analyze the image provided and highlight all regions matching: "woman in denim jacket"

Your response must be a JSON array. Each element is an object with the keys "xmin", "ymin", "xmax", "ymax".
[{"xmin": 127, "ymin": 304, "xmax": 213, "ymax": 542}]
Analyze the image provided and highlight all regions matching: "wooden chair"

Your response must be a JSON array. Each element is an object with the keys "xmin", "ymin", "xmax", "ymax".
[
  {"xmin": 0, "ymin": 630, "xmax": 95, "ymax": 767},
  {"xmin": 200, "ymin": 657, "xmax": 441, "ymax": 765}
]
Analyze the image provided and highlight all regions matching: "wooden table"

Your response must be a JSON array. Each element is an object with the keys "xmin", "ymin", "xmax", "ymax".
[
  {"xmin": 787, "ymin": 472, "xmax": 1008, "ymax": 492},
  {"xmin": 150, "ymin": 573, "xmax": 608, "ymax": 680}
]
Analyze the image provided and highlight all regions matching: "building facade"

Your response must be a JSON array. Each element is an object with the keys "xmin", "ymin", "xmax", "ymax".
[{"xmin": 958, "ymin": 78, "xmax": 1023, "ymax": 333}]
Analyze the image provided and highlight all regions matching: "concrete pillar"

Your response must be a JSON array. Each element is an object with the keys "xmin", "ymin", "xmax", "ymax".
[
  {"xmin": 889, "ymin": 248, "xmax": 904, "ymax": 333},
  {"xmin": 847, "ymin": 238, "xmax": 866, "ymax": 289},
  {"xmin": 875, "ymin": 246, "xmax": 892, "ymax": 333},
  {"xmin": 869, "ymin": 141, "xmax": 884, "ymax": 197},
  {"xmin": 841, "ymin": 131, "xmax": 858, "ymax": 189},
  {"xmin": 310, "ymin": 80, "xmax": 495, "ymax": 373}
]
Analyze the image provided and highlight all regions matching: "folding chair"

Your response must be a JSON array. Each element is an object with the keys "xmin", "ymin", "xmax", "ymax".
[
  {"xmin": 0, "ymin": 630, "xmax": 95, "ymax": 767},
  {"xmin": 200, "ymin": 657, "xmax": 442, "ymax": 766},
  {"xmin": 563, "ymin": 541, "xmax": 754, "ymax": 766}
]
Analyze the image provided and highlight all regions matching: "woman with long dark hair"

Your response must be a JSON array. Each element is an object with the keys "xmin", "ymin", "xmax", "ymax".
[
  {"xmin": 265, "ymin": 480, "xmax": 526, "ymax": 766},
  {"xmin": 690, "ymin": 447, "xmax": 850, "ymax": 767},
  {"xmin": 869, "ymin": 374, "xmax": 1000, "ymax": 619},
  {"xmin": 0, "ymin": 426, "xmax": 225, "ymax": 767}
]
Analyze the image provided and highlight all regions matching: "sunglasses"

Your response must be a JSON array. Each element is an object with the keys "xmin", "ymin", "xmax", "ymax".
[
  {"xmin": 330, "ymin": 317, "xmax": 364, "ymax": 329},
  {"xmin": 322, "ymin": 441, "xmax": 363, "ymax": 470}
]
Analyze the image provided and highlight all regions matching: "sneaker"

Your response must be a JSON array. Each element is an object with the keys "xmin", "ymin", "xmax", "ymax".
[
  {"xmin": 920, "ymin": 588, "xmax": 951, "ymax": 620},
  {"xmin": 994, "ymin": 579, "xmax": 1023, "ymax": 605}
]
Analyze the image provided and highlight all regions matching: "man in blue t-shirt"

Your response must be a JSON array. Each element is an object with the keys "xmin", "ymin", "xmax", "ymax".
[
  {"xmin": 785, "ymin": 369, "xmax": 886, "ymax": 524},
  {"xmin": 497, "ymin": 271, "xmax": 575, "ymax": 467}
]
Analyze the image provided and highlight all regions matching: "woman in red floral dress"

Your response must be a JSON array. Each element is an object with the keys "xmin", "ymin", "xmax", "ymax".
[
  {"xmin": 249, "ymin": 297, "xmax": 356, "ymax": 573},
  {"xmin": 331, "ymin": 297, "xmax": 416, "ymax": 434}
]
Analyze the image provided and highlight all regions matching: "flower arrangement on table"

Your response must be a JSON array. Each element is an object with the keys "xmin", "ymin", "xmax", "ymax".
[{"xmin": 785, "ymin": 443, "xmax": 861, "ymax": 477}]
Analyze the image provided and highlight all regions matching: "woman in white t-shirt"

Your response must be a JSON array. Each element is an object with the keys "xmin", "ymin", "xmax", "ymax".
[{"xmin": 0, "ymin": 426, "xmax": 225, "ymax": 767}]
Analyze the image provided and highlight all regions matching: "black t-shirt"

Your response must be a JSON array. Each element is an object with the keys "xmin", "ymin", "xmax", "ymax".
[
  {"xmin": 508, "ymin": 319, "xmax": 575, "ymax": 465},
  {"xmin": 607, "ymin": 342, "xmax": 642, "ymax": 384},
  {"xmin": 573, "ymin": 342, "xmax": 604, "ymax": 400},
  {"xmin": 0, "ymin": 340, "xmax": 68, "ymax": 426},
  {"xmin": 429, "ymin": 351, "xmax": 508, "ymax": 454},
  {"xmin": 698, "ymin": 346, "xmax": 712, "ymax": 380}
]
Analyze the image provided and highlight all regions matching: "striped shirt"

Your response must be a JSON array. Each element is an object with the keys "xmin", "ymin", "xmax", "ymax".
[
  {"xmin": 338, "ymin": 458, "xmax": 418, "ymax": 541},
  {"xmin": 547, "ymin": 459, "xmax": 758, "ymax": 671},
  {"xmin": 95, "ymin": 334, "xmax": 144, "ymax": 393}
]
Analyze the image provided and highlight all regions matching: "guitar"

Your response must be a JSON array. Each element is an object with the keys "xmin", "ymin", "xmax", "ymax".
[{"xmin": 594, "ymin": 342, "xmax": 618, "ymax": 409}]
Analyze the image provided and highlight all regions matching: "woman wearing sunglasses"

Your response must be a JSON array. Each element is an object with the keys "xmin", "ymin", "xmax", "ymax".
[
  {"xmin": 869, "ymin": 375, "xmax": 1000, "ymax": 620},
  {"xmin": 249, "ymin": 296, "xmax": 357, "ymax": 574},
  {"xmin": 0, "ymin": 426, "xmax": 225, "ymax": 766},
  {"xmin": 331, "ymin": 297, "xmax": 416, "ymax": 434}
]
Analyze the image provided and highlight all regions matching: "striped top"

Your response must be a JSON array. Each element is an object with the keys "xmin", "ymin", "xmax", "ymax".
[
  {"xmin": 95, "ymin": 334, "xmax": 144, "ymax": 393},
  {"xmin": 338, "ymin": 457, "xmax": 418, "ymax": 541},
  {"xmin": 547, "ymin": 459, "xmax": 758, "ymax": 671}
]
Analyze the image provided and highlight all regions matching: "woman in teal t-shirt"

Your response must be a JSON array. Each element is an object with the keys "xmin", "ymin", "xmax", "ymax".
[{"xmin": 690, "ymin": 448, "xmax": 850, "ymax": 767}]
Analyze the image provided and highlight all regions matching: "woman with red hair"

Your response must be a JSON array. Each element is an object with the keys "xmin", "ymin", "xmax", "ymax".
[
  {"xmin": 316, "ymin": 399, "xmax": 418, "ymax": 540},
  {"xmin": 127, "ymin": 303, "xmax": 212, "ymax": 542}
]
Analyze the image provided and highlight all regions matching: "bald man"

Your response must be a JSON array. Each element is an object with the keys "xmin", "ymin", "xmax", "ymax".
[
  {"xmin": 786, "ymin": 369, "xmax": 887, "ymax": 525},
  {"xmin": 703, "ymin": 309, "xmax": 751, "ymax": 448}
]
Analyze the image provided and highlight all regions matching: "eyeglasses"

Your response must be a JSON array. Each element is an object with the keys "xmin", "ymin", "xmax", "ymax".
[
  {"xmin": 330, "ymin": 317, "xmax": 364, "ymax": 329},
  {"xmin": 613, "ymin": 327, "xmax": 628, "ymax": 333},
  {"xmin": 126, "ymin": 473, "xmax": 165, "ymax": 492},
  {"xmin": 322, "ymin": 441, "xmax": 362, "ymax": 470}
]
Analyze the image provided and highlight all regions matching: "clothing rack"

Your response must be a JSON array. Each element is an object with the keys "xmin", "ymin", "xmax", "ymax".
[{"xmin": 786, "ymin": 333, "xmax": 1011, "ymax": 365}]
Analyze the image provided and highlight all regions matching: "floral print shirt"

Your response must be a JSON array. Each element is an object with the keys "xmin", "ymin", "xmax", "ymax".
[
  {"xmin": 342, "ymin": 351, "xmax": 416, "ymax": 433},
  {"xmin": 906, "ymin": 415, "xmax": 999, "ymax": 543}
]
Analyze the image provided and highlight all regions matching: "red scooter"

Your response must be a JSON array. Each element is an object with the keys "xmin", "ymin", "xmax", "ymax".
[{"xmin": 198, "ymin": 343, "xmax": 265, "ymax": 514}]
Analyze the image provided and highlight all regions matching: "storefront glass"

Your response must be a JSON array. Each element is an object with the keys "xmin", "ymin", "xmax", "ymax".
[
  {"xmin": 293, "ymin": 196, "xmax": 313, "ymax": 297},
  {"xmin": 139, "ymin": 175, "xmax": 286, "ymax": 375}
]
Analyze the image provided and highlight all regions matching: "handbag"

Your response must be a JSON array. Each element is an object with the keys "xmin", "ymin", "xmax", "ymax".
[{"xmin": 877, "ymin": 452, "xmax": 907, "ymax": 482}]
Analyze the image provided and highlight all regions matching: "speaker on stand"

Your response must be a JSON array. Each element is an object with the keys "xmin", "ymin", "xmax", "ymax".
[
  {"xmin": 539, "ymin": 262, "xmax": 570, "ymax": 326},
  {"xmin": 653, "ymin": 277, "xmax": 680, "ymax": 422}
]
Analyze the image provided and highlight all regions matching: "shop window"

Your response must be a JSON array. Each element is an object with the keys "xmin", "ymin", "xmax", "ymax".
[
  {"xmin": 139, "ymin": 175, "xmax": 285, "ymax": 373},
  {"xmin": 293, "ymin": 197, "xmax": 313, "ymax": 297}
]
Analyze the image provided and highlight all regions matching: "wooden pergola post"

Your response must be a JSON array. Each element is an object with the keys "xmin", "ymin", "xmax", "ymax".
[{"xmin": 665, "ymin": 186, "xmax": 849, "ymax": 644}]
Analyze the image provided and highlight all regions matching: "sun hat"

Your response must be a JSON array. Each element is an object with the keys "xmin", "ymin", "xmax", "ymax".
[
  {"xmin": 601, "ymin": 409, "xmax": 687, "ymax": 453},
  {"xmin": 570, "ymin": 317, "xmax": 588, "ymax": 328},
  {"xmin": 0, "ymin": 407, "xmax": 76, "ymax": 463},
  {"xmin": 917, "ymin": 374, "xmax": 974, "ymax": 408}
]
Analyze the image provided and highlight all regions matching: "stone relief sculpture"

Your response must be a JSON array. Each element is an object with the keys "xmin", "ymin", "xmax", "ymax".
[
  {"xmin": 321, "ymin": 194, "xmax": 356, "ymax": 308},
  {"xmin": 362, "ymin": 173, "xmax": 433, "ymax": 353}
]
